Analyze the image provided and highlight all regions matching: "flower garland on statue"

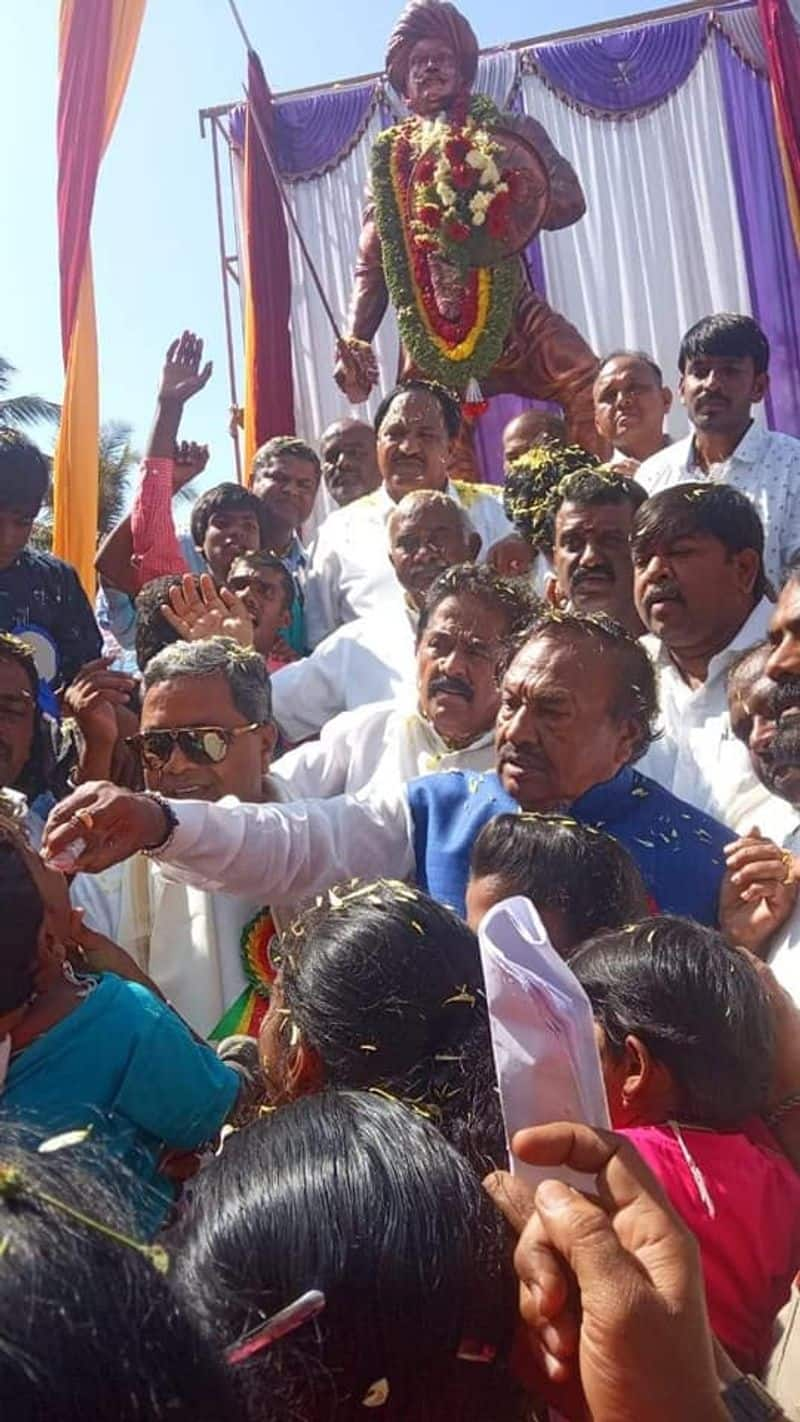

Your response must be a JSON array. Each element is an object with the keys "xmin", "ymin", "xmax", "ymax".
[{"xmin": 372, "ymin": 95, "xmax": 519, "ymax": 394}]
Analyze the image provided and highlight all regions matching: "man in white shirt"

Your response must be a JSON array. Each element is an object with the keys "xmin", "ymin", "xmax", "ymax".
[
  {"xmin": 273, "ymin": 565, "xmax": 535, "ymax": 799},
  {"xmin": 633, "ymin": 482, "xmax": 776, "ymax": 831},
  {"xmin": 636, "ymin": 314, "xmax": 800, "ymax": 590},
  {"xmin": 73, "ymin": 638, "xmax": 289, "ymax": 1038},
  {"xmin": 592, "ymin": 350, "xmax": 673, "ymax": 472},
  {"xmin": 318, "ymin": 418, "xmax": 381, "ymax": 508},
  {"xmin": 271, "ymin": 488, "xmax": 480, "ymax": 743},
  {"xmin": 304, "ymin": 381, "xmax": 514, "ymax": 646}
]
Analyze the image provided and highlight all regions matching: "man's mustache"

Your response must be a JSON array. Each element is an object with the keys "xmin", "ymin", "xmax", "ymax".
[
  {"xmin": 772, "ymin": 677, "xmax": 800, "ymax": 718},
  {"xmin": 571, "ymin": 563, "xmax": 614, "ymax": 589},
  {"xmin": 429, "ymin": 675, "xmax": 473, "ymax": 701},
  {"xmin": 497, "ymin": 741, "xmax": 548, "ymax": 770},
  {"xmin": 643, "ymin": 579, "xmax": 683, "ymax": 611}
]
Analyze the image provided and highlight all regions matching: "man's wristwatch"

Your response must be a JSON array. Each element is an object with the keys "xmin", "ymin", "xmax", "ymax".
[{"xmin": 722, "ymin": 1376, "xmax": 785, "ymax": 1419}]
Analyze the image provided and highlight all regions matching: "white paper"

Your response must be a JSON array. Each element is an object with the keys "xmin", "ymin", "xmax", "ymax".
[{"xmin": 478, "ymin": 895, "xmax": 609, "ymax": 1192}]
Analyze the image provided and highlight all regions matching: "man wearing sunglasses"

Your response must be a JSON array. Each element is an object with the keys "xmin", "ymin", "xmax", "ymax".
[{"xmin": 71, "ymin": 638, "xmax": 289, "ymax": 1039}]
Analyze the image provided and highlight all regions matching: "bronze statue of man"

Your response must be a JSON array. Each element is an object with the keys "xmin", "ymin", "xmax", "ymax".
[{"xmin": 334, "ymin": 0, "xmax": 604, "ymax": 459}]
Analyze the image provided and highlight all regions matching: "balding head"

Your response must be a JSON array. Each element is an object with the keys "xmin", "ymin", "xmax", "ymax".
[
  {"xmin": 387, "ymin": 490, "xmax": 480, "ymax": 607},
  {"xmin": 319, "ymin": 419, "xmax": 380, "ymax": 507},
  {"xmin": 502, "ymin": 410, "xmax": 567, "ymax": 468}
]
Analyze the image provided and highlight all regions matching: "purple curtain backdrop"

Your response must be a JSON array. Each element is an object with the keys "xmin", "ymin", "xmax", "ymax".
[
  {"xmin": 717, "ymin": 37, "xmax": 800, "ymax": 436},
  {"xmin": 533, "ymin": 16, "xmax": 707, "ymax": 114},
  {"xmin": 230, "ymin": 86, "xmax": 376, "ymax": 179}
]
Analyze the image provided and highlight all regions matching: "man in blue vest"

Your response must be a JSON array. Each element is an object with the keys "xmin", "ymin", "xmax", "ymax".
[{"xmin": 44, "ymin": 612, "xmax": 734, "ymax": 925}]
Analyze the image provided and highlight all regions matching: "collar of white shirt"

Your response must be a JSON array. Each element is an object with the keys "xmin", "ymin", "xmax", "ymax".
[
  {"xmin": 684, "ymin": 420, "xmax": 768, "ymax": 474},
  {"xmin": 645, "ymin": 596, "xmax": 774, "ymax": 689}
]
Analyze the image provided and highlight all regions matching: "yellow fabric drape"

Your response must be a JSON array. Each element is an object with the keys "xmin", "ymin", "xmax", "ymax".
[{"xmin": 52, "ymin": 0, "xmax": 146, "ymax": 598}]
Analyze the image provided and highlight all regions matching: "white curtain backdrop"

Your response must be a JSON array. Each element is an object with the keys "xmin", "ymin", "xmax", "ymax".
[
  {"xmin": 521, "ymin": 40, "xmax": 755, "ymax": 436},
  {"xmin": 285, "ymin": 111, "xmax": 399, "ymax": 451}
]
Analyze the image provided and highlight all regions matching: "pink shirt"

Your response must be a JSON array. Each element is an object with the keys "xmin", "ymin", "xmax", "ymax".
[
  {"xmin": 130, "ymin": 458, "xmax": 187, "ymax": 589},
  {"xmin": 622, "ymin": 1121, "xmax": 800, "ymax": 1372}
]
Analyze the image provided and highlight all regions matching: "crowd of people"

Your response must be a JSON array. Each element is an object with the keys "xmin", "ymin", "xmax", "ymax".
[{"xmin": 1, "ymin": 305, "xmax": 800, "ymax": 1420}]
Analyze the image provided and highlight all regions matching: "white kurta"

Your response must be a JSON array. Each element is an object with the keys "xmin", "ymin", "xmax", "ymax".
[
  {"xmin": 270, "ymin": 601, "xmax": 418, "ymax": 742},
  {"xmin": 638, "ymin": 599, "xmax": 784, "ymax": 834},
  {"xmin": 273, "ymin": 698, "xmax": 496, "ymax": 800},
  {"xmin": 304, "ymin": 479, "xmax": 514, "ymax": 647},
  {"xmin": 72, "ymin": 780, "xmax": 292, "ymax": 1038},
  {"xmin": 636, "ymin": 426, "xmax": 800, "ymax": 592}
]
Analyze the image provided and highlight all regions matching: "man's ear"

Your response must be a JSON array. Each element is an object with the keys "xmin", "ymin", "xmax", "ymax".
[
  {"xmin": 752, "ymin": 371, "xmax": 770, "ymax": 407},
  {"xmin": 677, "ymin": 373, "xmax": 687, "ymax": 407},
  {"xmin": 278, "ymin": 603, "xmax": 293, "ymax": 632},
  {"xmin": 467, "ymin": 532, "xmax": 481, "ymax": 561},
  {"xmin": 732, "ymin": 547, "xmax": 761, "ymax": 598},
  {"xmin": 661, "ymin": 387, "xmax": 673, "ymax": 417},
  {"xmin": 545, "ymin": 574, "xmax": 566, "ymax": 610},
  {"xmin": 34, "ymin": 920, "xmax": 66, "ymax": 992}
]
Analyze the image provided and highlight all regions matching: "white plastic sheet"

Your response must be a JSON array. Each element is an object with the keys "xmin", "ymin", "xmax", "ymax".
[{"xmin": 478, "ymin": 895, "xmax": 609, "ymax": 1192}]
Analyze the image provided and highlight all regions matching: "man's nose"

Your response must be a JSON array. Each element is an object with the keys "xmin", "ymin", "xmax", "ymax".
[
  {"xmin": 766, "ymin": 637, "xmax": 800, "ymax": 682},
  {"xmin": 579, "ymin": 539, "xmax": 603, "ymax": 567}
]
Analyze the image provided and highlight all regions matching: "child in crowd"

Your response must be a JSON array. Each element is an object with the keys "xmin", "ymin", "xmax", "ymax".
[
  {"xmin": 0, "ymin": 1133, "xmax": 234, "ymax": 1420},
  {"xmin": 227, "ymin": 550, "xmax": 299, "ymax": 671},
  {"xmin": 466, "ymin": 812, "xmax": 650, "ymax": 952},
  {"xmin": 0, "ymin": 813, "xmax": 241, "ymax": 1237},
  {"xmin": 172, "ymin": 1091, "xmax": 528, "ymax": 1422},
  {"xmin": 258, "ymin": 879, "xmax": 505, "ymax": 1174},
  {"xmin": 571, "ymin": 916, "xmax": 800, "ymax": 1373}
]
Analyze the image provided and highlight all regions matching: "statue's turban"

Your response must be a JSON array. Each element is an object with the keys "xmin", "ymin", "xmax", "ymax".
[{"xmin": 386, "ymin": 0, "xmax": 479, "ymax": 97}]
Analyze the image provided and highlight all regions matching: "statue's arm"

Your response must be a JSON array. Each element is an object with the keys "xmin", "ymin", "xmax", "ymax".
[
  {"xmin": 513, "ymin": 111, "xmax": 586, "ymax": 231},
  {"xmin": 347, "ymin": 189, "xmax": 390, "ymax": 342}
]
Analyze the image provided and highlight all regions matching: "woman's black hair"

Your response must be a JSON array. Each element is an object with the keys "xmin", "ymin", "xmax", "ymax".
[
  {"xmin": 0, "ymin": 827, "xmax": 41, "ymax": 1015},
  {"xmin": 570, "ymin": 916, "xmax": 774, "ymax": 1127},
  {"xmin": 273, "ymin": 880, "xmax": 505, "ymax": 1173},
  {"xmin": 469, "ymin": 813, "xmax": 649, "ymax": 954},
  {"xmin": 172, "ymin": 1091, "xmax": 526, "ymax": 1422},
  {"xmin": 374, "ymin": 381, "xmax": 462, "ymax": 440},
  {"xmin": 0, "ymin": 1132, "xmax": 235, "ymax": 1420}
]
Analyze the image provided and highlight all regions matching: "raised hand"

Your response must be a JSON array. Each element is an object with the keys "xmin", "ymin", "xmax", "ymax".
[
  {"xmin": 486, "ymin": 1122, "xmax": 727, "ymax": 1422},
  {"xmin": 64, "ymin": 657, "xmax": 137, "ymax": 758},
  {"xmin": 43, "ymin": 782, "xmax": 170, "ymax": 874},
  {"xmin": 172, "ymin": 439, "xmax": 210, "ymax": 493},
  {"xmin": 160, "ymin": 573, "xmax": 254, "ymax": 648},
  {"xmin": 158, "ymin": 331, "xmax": 213, "ymax": 406}
]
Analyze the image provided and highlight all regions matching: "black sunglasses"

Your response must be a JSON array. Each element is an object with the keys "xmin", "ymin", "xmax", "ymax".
[{"xmin": 126, "ymin": 724, "xmax": 261, "ymax": 771}]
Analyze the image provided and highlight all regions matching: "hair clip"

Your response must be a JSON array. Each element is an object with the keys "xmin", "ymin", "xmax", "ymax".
[
  {"xmin": 226, "ymin": 1289, "xmax": 326, "ymax": 1366},
  {"xmin": 0, "ymin": 1164, "xmax": 169, "ymax": 1274},
  {"xmin": 457, "ymin": 1340, "xmax": 497, "ymax": 1364},
  {"xmin": 362, "ymin": 1377, "xmax": 390, "ymax": 1408}
]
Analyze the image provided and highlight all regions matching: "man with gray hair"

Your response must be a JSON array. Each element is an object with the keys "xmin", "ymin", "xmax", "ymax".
[
  {"xmin": 72, "ymin": 637, "xmax": 289, "ymax": 1038},
  {"xmin": 271, "ymin": 487, "xmax": 481, "ymax": 741}
]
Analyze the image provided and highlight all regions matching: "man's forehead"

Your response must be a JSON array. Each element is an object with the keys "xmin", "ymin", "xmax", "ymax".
[
  {"xmin": 426, "ymin": 593, "xmax": 498, "ymax": 632},
  {"xmin": 142, "ymin": 671, "xmax": 235, "ymax": 718},
  {"xmin": 557, "ymin": 501, "xmax": 632, "ymax": 533},
  {"xmin": 322, "ymin": 421, "xmax": 373, "ymax": 449},
  {"xmin": 409, "ymin": 36, "xmax": 455, "ymax": 57},
  {"xmin": 732, "ymin": 670, "xmax": 773, "ymax": 721},
  {"xmin": 383, "ymin": 391, "xmax": 442, "ymax": 424},
  {"xmin": 396, "ymin": 503, "xmax": 459, "ymax": 533},
  {"xmin": 508, "ymin": 633, "xmax": 588, "ymax": 681},
  {"xmin": 596, "ymin": 357, "xmax": 658, "ymax": 389},
  {"xmin": 0, "ymin": 657, "xmax": 34, "ymax": 695}
]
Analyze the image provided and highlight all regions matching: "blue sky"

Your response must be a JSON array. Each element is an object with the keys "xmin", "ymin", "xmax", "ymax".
[{"xmin": 0, "ymin": 0, "xmax": 665, "ymax": 487}]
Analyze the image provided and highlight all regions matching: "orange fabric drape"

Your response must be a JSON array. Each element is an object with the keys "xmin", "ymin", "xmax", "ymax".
[{"xmin": 53, "ymin": 0, "xmax": 146, "ymax": 597}]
